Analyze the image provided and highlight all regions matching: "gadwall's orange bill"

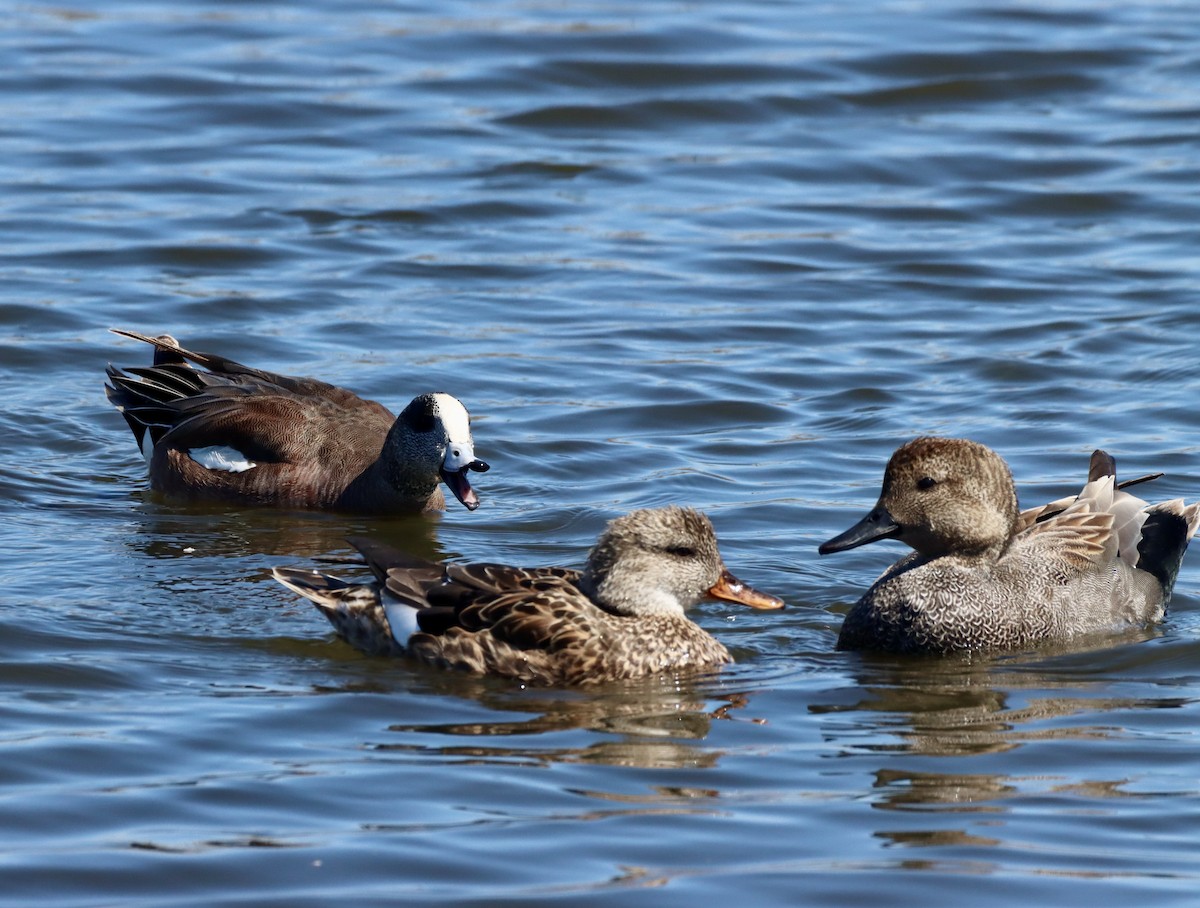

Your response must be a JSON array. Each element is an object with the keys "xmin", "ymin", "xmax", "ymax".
[{"xmin": 708, "ymin": 569, "xmax": 785, "ymax": 610}]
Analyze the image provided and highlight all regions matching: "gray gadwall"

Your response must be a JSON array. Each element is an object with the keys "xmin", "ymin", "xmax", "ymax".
[
  {"xmin": 274, "ymin": 506, "xmax": 785, "ymax": 684},
  {"xmin": 819, "ymin": 437, "xmax": 1199, "ymax": 654},
  {"xmin": 104, "ymin": 329, "xmax": 489, "ymax": 513}
]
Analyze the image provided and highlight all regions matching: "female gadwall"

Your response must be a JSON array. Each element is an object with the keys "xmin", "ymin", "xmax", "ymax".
[
  {"xmin": 819, "ymin": 437, "xmax": 1199, "ymax": 654},
  {"xmin": 104, "ymin": 329, "xmax": 489, "ymax": 513},
  {"xmin": 274, "ymin": 506, "xmax": 785, "ymax": 684}
]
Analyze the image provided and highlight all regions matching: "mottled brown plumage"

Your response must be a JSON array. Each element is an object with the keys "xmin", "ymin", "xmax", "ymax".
[
  {"xmin": 820, "ymin": 438, "xmax": 1200, "ymax": 654},
  {"xmin": 104, "ymin": 329, "xmax": 488, "ymax": 513},
  {"xmin": 274, "ymin": 506, "xmax": 785, "ymax": 685}
]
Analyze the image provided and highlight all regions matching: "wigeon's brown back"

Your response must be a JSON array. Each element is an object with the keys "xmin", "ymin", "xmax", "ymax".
[
  {"xmin": 104, "ymin": 329, "xmax": 489, "ymax": 513},
  {"xmin": 820, "ymin": 437, "xmax": 1200, "ymax": 654},
  {"xmin": 273, "ymin": 506, "xmax": 785, "ymax": 685}
]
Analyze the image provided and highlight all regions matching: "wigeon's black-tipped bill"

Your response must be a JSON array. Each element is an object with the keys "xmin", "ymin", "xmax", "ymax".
[
  {"xmin": 818, "ymin": 506, "xmax": 902, "ymax": 555},
  {"xmin": 441, "ymin": 467, "xmax": 480, "ymax": 511},
  {"xmin": 468, "ymin": 459, "xmax": 490, "ymax": 473},
  {"xmin": 707, "ymin": 569, "xmax": 785, "ymax": 610}
]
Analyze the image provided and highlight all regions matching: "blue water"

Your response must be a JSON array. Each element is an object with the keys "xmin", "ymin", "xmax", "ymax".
[{"xmin": 3, "ymin": 1, "xmax": 1200, "ymax": 905}]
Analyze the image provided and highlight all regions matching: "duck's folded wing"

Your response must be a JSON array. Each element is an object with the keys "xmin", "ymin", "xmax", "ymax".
[
  {"xmin": 358, "ymin": 546, "xmax": 585, "ymax": 639},
  {"xmin": 445, "ymin": 562, "xmax": 583, "ymax": 594},
  {"xmin": 1011, "ymin": 507, "xmax": 1116, "ymax": 573},
  {"xmin": 428, "ymin": 564, "xmax": 587, "ymax": 644},
  {"xmin": 157, "ymin": 391, "xmax": 322, "ymax": 464},
  {"xmin": 1016, "ymin": 450, "xmax": 1162, "ymax": 534},
  {"xmin": 405, "ymin": 570, "xmax": 598, "ymax": 682},
  {"xmin": 1017, "ymin": 471, "xmax": 1200, "ymax": 592}
]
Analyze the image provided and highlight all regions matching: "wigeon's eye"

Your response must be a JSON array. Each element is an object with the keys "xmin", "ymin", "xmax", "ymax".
[
  {"xmin": 666, "ymin": 546, "xmax": 697, "ymax": 558},
  {"xmin": 917, "ymin": 476, "xmax": 937, "ymax": 491}
]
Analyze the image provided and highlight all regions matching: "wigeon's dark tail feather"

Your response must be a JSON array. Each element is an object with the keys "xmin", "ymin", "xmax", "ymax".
[
  {"xmin": 109, "ymin": 328, "xmax": 240, "ymax": 375},
  {"xmin": 1136, "ymin": 500, "xmax": 1200, "ymax": 596},
  {"xmin": 109, "ymin": 328, "xmax": 278, "ymax": 388},
  {"xmin": 119, "ymin": 364, "xmax": 204, "ymax": 397},
  {"xmin": 104, "ymin": 362, "xmax": 202, "ymax": 451},
  {"xmin": 109, "ymin": 327, "xmax": 341, "ymax": 396},
  {"xmin": 150, "ymin": 335, "xmax": 186, "ymax": 366},
  {"xmin": 106, "ymin": 333, "xmax": 205, "ymax": 453},
  {"xmin": 105, "ymin": 364, "xmax": 201, "ymax": 410},
  {"xmin": 106, "ymin": 330, "xmax": 185, "ymax": 366}
]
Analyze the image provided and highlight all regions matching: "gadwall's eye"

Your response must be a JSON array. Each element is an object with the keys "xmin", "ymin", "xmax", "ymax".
[
  {"xmin": 917, "ymin": 476, "xmax": 937, "ymax": 491},
  {"xmin": 665, "ymin": 546, "xmax": 697, "ymax": 558}
]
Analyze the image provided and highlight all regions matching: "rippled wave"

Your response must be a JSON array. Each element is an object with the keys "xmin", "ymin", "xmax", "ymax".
[{"xmin": 3, "ymin": 0, "xmax": 1200, "ymax": 904}]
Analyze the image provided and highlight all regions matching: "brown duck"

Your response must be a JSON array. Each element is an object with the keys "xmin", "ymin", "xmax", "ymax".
[
  {"xmin": 274, "ymin": 506, "xmax": 785, "ymax": 684},
  {"xmin": 820, "ymin": 437, "xmax": 1200, "ymax": 654},
  {"xmin": 104, "ymin": 329, "xmax": 488, "ymax": 512}
]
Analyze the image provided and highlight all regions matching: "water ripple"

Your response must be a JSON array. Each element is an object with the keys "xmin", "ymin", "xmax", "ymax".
[{"xmin": 3, "ymin": 0, "xmax": 1200, "ymax": 904}]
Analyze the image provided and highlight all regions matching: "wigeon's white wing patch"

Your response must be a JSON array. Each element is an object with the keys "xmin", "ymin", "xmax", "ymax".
[
  {"xmin": 189, "ymin": 445, "xmax": 257, "ymax": 473},
  {"xmin": 381, "ymin": 590, "xmax": 420, "ymax": 646}
]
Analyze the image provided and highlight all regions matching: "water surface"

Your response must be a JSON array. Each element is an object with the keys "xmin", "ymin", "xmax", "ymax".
[{"xmin": 3, "ymin": 1, "xmax": 1200, "ymax": 905}]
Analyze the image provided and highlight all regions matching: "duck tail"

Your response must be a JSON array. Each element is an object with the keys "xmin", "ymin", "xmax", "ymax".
[
  {"xmin": 1088, "ymin": 449, "xmax": 1117, "ymax": 481},
  {"xmin": 105, "ymin": 332, "xmax": 209, "ymax": 457},
  {"xmin": 108, "ymin": 328, "xmax": 248, "ymax": 375},
  {"xmin": 272, "ymin": 566, "xmax": 351, "ymax": 603},
  {"xmin": 1135, "ymin": 500, "xmax": 1200, "ymax": 597},
  {"xmin": 272, "ymin": 567, "xmax": 405, "ymax": 657}
]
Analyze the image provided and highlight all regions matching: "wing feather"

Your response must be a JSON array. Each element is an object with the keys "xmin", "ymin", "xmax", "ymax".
[{"xmin": 1014, "ymin": 509, "xmax": 1114, "ymax": 571}]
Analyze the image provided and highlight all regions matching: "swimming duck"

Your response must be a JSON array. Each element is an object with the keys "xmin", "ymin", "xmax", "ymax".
[
  {"xmin": 819, "ymin": 437, "xmax": 1199, "ymax": 654},
  {"xmin": 104, "ymin": 329, "xmax": 489, "ymax": 513},
  {"xmin": 273, "ymin": 506, "xmax": 785, "ymax": 684}
]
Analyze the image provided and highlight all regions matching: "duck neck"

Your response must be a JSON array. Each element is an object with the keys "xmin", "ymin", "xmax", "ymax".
[
  {"xmin": 578, "ymin": 555, "xmax": 685, "ymax": 619},
  {"xmin": 339, "ymin": 452, "xmax": 442, "ymax": 512}
]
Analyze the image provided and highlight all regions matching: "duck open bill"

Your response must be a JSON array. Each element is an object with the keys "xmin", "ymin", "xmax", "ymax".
[
  {"xmin": 441, "ymin": 466, "xmax": 481, "ymax": 510},
  {"xmin": 707, "ymin": 569, "xmax": 785, "ymax": 610}
]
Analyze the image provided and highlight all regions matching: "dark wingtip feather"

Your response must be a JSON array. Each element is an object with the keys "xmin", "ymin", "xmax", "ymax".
[
  {"xmin": 415, "ymin": 606, "xmax": 462, "ymax": 635},
  {"xmin": 1088, "ymin": 449, "xmax": 1117, "ymax": 482},
  {"xmin": 1117, "ymin": 472, "xmax": 1164, "ymax": 491},
  {"xmin": 109, "ymin": 328, "xmax": 246, "ymax": 377},
  {"xmin": 347, "ymin": 536, "xmax": 438, "ymax": 581},
  {"xmin": 1136, "ymin": 509, "xmax": 1192, "ymax": 596}
]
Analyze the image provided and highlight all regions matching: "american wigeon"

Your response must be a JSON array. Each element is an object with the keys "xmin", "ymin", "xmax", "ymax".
[
  {"xmin": 104, "ymin": 329, "xmax": 489, "ymax": 513},
  {"xmin": 819, "ymin": 437, "xmax": 1200, "ymax": 653},
  {"xmin": 273, "ymin": 506, "xmax": 785, "ymax": 684}
]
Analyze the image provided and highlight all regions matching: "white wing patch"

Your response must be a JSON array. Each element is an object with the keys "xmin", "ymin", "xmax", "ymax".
[
  {"xmin": 189, "ymin": 445, "xmax": 257, "ymax": 473},
  {"xmin": 381, "ymin": 590, "xmax": 420, "ymax": 646}
]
